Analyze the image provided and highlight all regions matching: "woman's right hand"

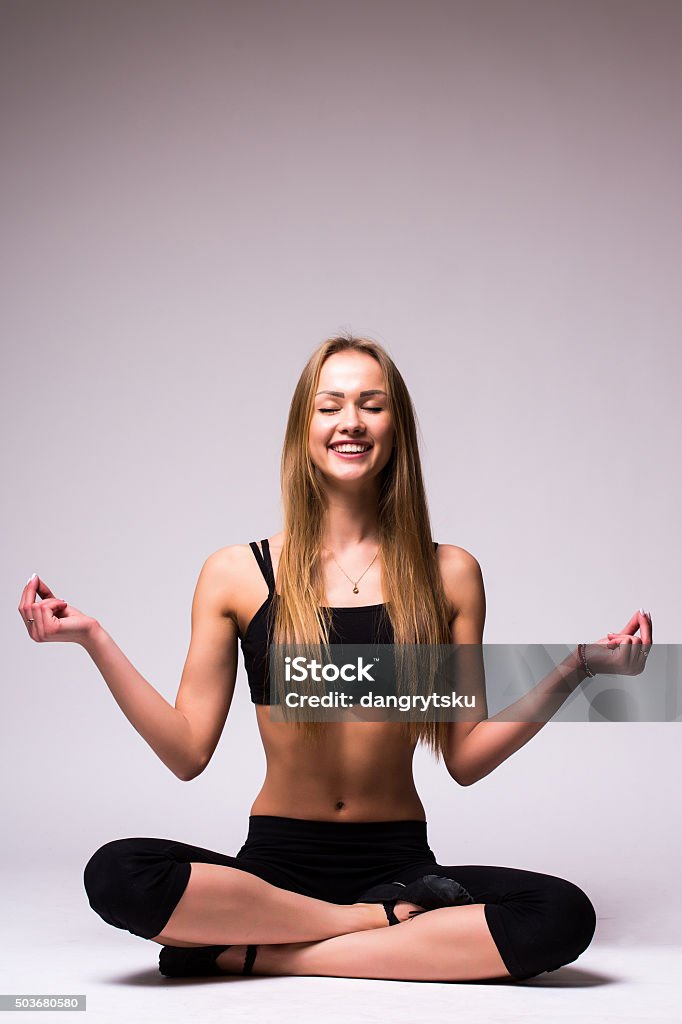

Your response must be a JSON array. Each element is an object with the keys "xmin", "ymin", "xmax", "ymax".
[{"xmin": 19, "ymin": 573, "xmax": 99, "ymax": 645}]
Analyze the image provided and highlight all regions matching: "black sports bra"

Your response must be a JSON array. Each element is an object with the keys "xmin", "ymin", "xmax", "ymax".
[{"xmin": 240, "ymin": 538, "xmax": 439, "ymax": 705}]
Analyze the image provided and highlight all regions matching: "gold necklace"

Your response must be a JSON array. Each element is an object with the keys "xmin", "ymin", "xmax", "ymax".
[{"xmin": 327, "ymin": 547, "xmax": 380, "ymax": 594}]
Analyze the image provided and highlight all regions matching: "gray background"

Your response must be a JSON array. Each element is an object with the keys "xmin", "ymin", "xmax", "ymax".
[{"xmin": 2, "ymin": 0, "xmax": 681, "ymax": 962}]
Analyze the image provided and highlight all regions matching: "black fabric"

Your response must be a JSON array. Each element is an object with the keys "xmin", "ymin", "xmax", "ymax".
[
  {"xmin": 240, "ymin": 539, "xmax": 438, "ymax": 705},
  {"xmin": 83, "ymin": 814, "xmax": 596, "ymax": 980}
]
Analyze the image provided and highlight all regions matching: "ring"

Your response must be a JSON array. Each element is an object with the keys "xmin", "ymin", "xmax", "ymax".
[{"xmin": 28, "ymin": 618, "xmax": 34, "ymax": 623}]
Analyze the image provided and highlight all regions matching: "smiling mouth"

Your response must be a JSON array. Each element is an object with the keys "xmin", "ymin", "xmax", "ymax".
[{"xmin": 328, "ymin": 443, "xmax": 373, "ymax": 459}]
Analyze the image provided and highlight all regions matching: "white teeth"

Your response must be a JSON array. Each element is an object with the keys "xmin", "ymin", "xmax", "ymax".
[{"xmin": 330, "ymin": 444, "xmax": 370, "ymax": 453}]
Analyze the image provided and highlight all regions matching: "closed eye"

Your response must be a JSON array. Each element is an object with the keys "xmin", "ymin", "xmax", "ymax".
[{"xmin": 320, "ymin": 407, "xmax": 383, "ymax": 413}]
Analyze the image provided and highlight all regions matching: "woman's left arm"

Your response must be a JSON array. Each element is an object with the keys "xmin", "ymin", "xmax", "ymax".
[{"xmin": 441, "ymin": 547, "xmax": 652, "ymax": 786}]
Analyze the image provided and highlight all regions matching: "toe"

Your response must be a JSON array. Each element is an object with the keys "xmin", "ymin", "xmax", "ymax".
[{"xmin": 394, "ymin": 900, "xmax": 426, "ymax": 923}]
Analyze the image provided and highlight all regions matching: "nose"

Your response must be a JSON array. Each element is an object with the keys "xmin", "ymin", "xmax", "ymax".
[{"xmin": 338, "ymin": 406, "xmax": 365, "ymax": 434}]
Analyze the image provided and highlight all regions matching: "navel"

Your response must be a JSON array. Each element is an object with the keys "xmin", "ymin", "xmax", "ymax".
[{"xmin": 335, "ymin": 800, "xmax": 345, "ymax": 811}]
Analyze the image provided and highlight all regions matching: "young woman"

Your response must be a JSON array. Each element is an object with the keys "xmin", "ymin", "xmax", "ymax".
[{"xmin": 19, "ymin": 335, "xmax": 652, "ymax": 983}]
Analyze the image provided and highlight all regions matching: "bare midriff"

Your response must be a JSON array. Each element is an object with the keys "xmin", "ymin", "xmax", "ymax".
[
  {"xmin": 239, "ymin": 535, "xmax": 433, "ymax": 822},
  {"xmin": 250, "ymin": 706, "xmax": 427, "ymax": 822}
]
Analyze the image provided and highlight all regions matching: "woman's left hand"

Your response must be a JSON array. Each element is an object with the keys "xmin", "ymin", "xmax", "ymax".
[{"xmin": 585, "ymin": 609, "xmax": 653, "ymax": 677}]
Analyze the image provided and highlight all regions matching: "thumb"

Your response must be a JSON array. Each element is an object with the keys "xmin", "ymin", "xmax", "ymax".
[
  {"xmin": 618, "ymin": 612, "xmax": 642, "ymax": 636},
  {"xmin": 36, "ymin": 577, "xmax": 58, "ymax": 600}
]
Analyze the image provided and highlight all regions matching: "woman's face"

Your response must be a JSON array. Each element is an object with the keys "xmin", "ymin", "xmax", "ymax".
[{"xmin": 308, "ymin": 350, "xmax": 395, "ymax": 483}]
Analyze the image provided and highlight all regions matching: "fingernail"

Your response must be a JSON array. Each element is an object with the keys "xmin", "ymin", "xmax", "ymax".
[
  {"xmin": 639, "ymin": 607, "xmax": 644, "ymax": 614},
  {"xmin": 26, "ymin": 573, "xmax": 37, "ymax": 585}
]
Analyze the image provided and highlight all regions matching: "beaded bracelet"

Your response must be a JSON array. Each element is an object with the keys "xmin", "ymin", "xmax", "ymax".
[{"xmin": 577, "ymin": 642, "xmax": 595, "ymax": 677}]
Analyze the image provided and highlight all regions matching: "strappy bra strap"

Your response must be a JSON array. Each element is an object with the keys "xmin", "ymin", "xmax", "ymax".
[{"xmin": 249, "ymin": 538, "xmax": 276, "ymax": 594}]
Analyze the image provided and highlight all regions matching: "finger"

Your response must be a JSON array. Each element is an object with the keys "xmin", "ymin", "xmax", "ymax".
[
  {"xmin": 616, "ymin": 612, "xmax": 642, "ymax": 636},
  {"xmin": 19, "ymin": 586, "xmax": 38, "ymax": 631},
  {"xmin": 642, "ymin": 625, "xmax": 653, "ymax": 654},
  {"xmin": 34, "ymin": 576, "xmax": 57, "ymax": 600},
  {"xmin": 19, "ymin": 574, "xmax": 38, "ymax": 624},
  {"xmin": 21, "ymin": 573, "xmax": 37, "ymax": 596},
  {"xmin": 23, "ymin": 574, "xmax": 56, "ymax": 603},
  {"xmin": 42, "ymin": 599, "xmax": 67, "ymax": 630},
  {"xmin": 33, "ymin": 603, "xmax": 45, "ymax": 642},
  {"xmin": 638, "ymin": 609, "xmax": 652, "ymax": 645},
  {"xmin": 43, "ymin": 598, "xmax": 68, "ymax": 621},
  {"xmin": 610, "ymin": 635, "xmax": 633, "ymax": 646}
]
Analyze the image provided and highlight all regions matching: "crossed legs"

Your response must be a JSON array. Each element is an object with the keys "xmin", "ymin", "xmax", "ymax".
[
  {"xmin": 149, "ymin": 861, "xmax": 511, "ymax": 981},
  {"xmin": 84, "ymin": 835, "xmax": 595, "ymax": 982}
]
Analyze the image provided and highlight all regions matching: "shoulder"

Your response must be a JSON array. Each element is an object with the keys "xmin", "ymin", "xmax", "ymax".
[
  {"xmin": 435, "ymin": 544, "xmax": 485, "ymax": 621},
  {"xmin": 436, "ymin": 543, "xmax": 483, "ymax": 580},
  {"xmin": 195, "ymin": 544, "xmax": 259, "ymax": 619},
  {"xmin": 200, "ymin": 543, "xmax": 253, "ymax": 576}
]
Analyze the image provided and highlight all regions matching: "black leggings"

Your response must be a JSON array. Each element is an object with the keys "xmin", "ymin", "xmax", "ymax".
[{"xmin": 83, "ymin": 815, "xmax": 596, "ymax": 980}]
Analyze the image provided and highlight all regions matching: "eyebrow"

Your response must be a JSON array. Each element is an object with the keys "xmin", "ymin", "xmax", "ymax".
[{"xmin": 315, "ymin": 389, "xmax": 387, "ymax": 398}]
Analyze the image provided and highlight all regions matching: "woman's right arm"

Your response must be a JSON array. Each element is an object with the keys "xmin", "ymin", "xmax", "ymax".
[
  {"xmin": 81, "ymin": 625, "xmax": 201, "ymax": 780},
  {"xmin": 20, "ymin": 549, "xmax": 240, "ymax": 781}
]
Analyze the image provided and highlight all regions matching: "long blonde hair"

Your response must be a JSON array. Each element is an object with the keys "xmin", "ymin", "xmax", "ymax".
[{"xmin": 268, "ymin": 333, "xmax": 452, "ymax": 761}]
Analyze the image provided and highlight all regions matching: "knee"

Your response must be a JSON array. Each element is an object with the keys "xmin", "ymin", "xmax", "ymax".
[
  {"xmin": 544, "ymin": 878, "xmax": 597, "ymax": 969},
  {"xmin": 83, "ymin": 838, "xmax": 152, "ymax": 936},
  {"xmin": 83, "ymin": 839, "xmax": 135, "ymax": 919}
]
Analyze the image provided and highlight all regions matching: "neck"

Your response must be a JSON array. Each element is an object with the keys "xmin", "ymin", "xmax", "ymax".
[{"xmin": 319, "ymin": 485, "xmax": 381, "ymax": 552}]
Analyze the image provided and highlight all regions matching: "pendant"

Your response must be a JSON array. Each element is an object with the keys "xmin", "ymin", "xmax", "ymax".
[{"xmin": 353, "ymin": 585, "xmax": 359, "ymax": 593}]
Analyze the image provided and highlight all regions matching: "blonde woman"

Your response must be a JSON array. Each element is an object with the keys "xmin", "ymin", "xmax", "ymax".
[{"xmin": 20, "ymin": 335, "xmax": 651, "ymax": 982}]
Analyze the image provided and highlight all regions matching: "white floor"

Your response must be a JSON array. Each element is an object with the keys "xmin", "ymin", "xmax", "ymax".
[{"xmin": 2, "ymin": 868, "xmax": 680, "ymax": 1024}]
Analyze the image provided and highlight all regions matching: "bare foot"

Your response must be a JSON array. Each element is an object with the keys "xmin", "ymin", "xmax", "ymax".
[
  {"xmin": 212, "ymin": 899, "xmax": 429, "ymax": 974},
  {"xmin": 393, "ymin": 900, "xmax": 427, "ymax": 923},
  {"xmin": 212, "ymin": 900, "xmax": 429, "ymax": 975},
  {"xmin": 215, "ymin": 945, "xmax": 250, "ymax": 973},
  {"xmin": 354, "ymin": 899, "xmax": 426, "ymax": 927}
]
